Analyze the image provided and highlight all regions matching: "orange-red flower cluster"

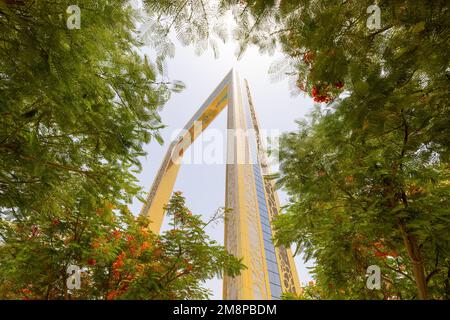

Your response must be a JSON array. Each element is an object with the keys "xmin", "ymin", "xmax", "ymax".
[
  {"xmin": 311, "ymin": 82, "xmax": 345, "ymax": 103},
  {"xmin": 311, "ymin": 86, "xmax": 332, "ymax": 103},
  {"xmin": 372, "ymin": 241, "xmax": 398, "ymax": 258},
  {"xmin": 112, "ymin": 252, "xmax": 126, "ymax": 279},
  {"xmin": 21, "ymin": 288, "xmax": 33, "ymax": 300},
  {"xmin": 303, "ymin": 51, "xmax": 315, "ymax": 64}
]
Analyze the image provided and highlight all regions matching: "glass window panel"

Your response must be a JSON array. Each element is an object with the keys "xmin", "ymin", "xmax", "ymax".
[
  {"xmin": 267, "ymin": 261, "xmax": 277, "ymax": 270},
  {"xmin": 268, "ymin": 271, "xmax": 279, "ymax": 284},
  {"xmin": 270, "ymin": 285, "xmax": 282, "ymax": 298},
  {"xmin": 261, "ymin": 223, "xmax": 270, "ymax": 230},
  {"xmin": 269, "ymin": 271, "xmax": 279, "ymax": 277},
  {"xmin": 263, "ymin": 230, "xmax": 272, "ymax": 237},
  {"xmin": 261, "ymin": 222, "xmax": 270, "ymax": 230},
  {"xmin": 264, "ymin": 245, "xmax": 273, "ymax": 251},
  {"xmin": 261, "ymin": 218, "xmax": 270, "ymax": 225},
  {"xmin": 264, "ymin": 242, "xmax": 275, "ymax": 250},
  {"xmin": 267, "ymin": 260, "xmax": 278, "ymax": 267},
  {"xmin": 260, "ymin": 213, "xmax": 269, "ymax": 219},
  {"xmin": 263, "ymin": 232, "xmax": 272, "ymax": 240},
  {"xmin": 263, "ymin": 230, "xmax": 271, "ymax": 236},
  {"xmin": 266, "ymin": 251, "xmax": 277, "ymax": 262}
]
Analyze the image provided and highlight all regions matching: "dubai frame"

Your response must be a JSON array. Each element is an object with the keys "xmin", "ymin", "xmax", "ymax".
[{"xmin": 140, "ymin": 69, "xmax": 301, "ymax": 300}]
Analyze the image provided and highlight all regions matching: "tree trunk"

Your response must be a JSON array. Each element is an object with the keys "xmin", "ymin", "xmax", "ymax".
[{"xmin": 397, "ymin": 218, "xmax": 428, "ymax": 299}]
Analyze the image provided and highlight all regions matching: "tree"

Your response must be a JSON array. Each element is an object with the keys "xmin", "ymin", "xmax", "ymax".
[
  {"xmin": 0, "ymin": 1, "xmax": 244, "ymax": 299},
  {"xmin": 0, "ymin": 1, "xmax": 167, "ymax": 222},
  {"xmin": 140, "ymin": 0, "xmax": 229, "ymax": 60},
  {"xmin": 0, "ymin": 0, "xmax": 179, "ymax": 217},
  {"xmin": 274, "ymin": 107, "xmax": 448, "ymax": 300},
  {"xmin": 215, "ymin": 0, "xmax": 450, "ymax": 299},
  {"xmin": 0, "ymin": 192, "xmax": 244, "ymax": 299},
  {"xmin": 0, "ymin": 0, "xmax": 243, "ymax": 299}
]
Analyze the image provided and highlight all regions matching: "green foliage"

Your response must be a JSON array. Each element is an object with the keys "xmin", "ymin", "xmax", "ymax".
[
  {"xmin": 0, "ymin": 192, "xmax": 244, "ymax": 299},
  {"xmin": 275, "ymin": 107, "xmax": 449, "ymax": 299},
  {"xmin": 0, "ymin": 0, "xmax": 173, "ymax": 220},
  {"xmin": 141, "ymin": 0, "xmax": 229, "ymax": 59},
  {"xmin": 0, "ymin": 0, "xmax": 244, "ymax": 300},
  {"xmin": 2, "ymin": 0, "xmax": 449, "ymax": 301},
  {"xmin": 217, "ymin": 0, "xmax": 450, "ymax": 299}
]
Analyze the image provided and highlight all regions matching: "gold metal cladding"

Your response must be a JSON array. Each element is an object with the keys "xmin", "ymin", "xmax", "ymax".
[{"xmin": 140, "ymin": 69, "xmax": 301, "ymax": 299}]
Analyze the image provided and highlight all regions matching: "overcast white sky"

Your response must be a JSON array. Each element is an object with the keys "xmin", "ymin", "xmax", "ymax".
[{"xmin": 128, "ymin": 17, "xmax": 316, "ymax": 298}]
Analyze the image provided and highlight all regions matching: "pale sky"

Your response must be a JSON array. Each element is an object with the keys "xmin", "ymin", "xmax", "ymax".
[{"xmin": 129, "ymin": 20, "xmax": 316, "ymax": 299}]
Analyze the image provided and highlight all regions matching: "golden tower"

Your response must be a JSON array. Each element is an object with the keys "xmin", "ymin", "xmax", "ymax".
[{"xmin": 140, "ymin": 69, "xmax": 301, "ymax": 299}]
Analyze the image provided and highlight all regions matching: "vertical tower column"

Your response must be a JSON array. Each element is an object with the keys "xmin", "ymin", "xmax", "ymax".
[
  {"xmin": 243, "ymin": 80, "xmax": 302, "ymax": 297},
  {"xmin": 223, "ymin": 71, "xmax": 270, "ymax": 299},
  {"xmin": 223, "ymin": 72, "xmax": 301, "ymax": 299}
]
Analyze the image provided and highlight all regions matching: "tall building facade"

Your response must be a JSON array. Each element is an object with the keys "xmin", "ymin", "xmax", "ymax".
[{"xmin": 140, "ymin": 69, "xmax": 301, "ymax": 299}]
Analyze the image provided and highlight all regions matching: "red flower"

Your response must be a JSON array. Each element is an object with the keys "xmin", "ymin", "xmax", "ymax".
[
  {"xmin": 140, "ymin": 241, "xmax": 151, "ymax": 251},
  {"xmin": 313, "ymin": 95, "xmax": 332, "ymax": 103},
  {"xmin": 87, "ymin": 258, "xmax": 96, "ymax": 266},
  {"xmin": 372, "ymin": 240, "xmax": 398, "ymax": 258},
  {"xmin": 91, "ymin": 241, "xmax": 100, "ymax": 249},
  {"xmin": 28, "ymin": 225, "xmax": 40, "ymax": 239},
  {"xmin": 303, "ymin": 51, "xmax": 315, "ymax": 63},
  {"xmin": 297, "ymin": 80, "xmax": 306, "ymax": 92},
  {"xmin": 21, "ymin": 288, "xmax": 33, "ymax": 300},
  {"xmin": 389, "ymin": 250, "xmax": 398, "ymax": 258},
  {"xmin": 373, "ymin": 241, "xmax": 384, "ymax": 249},
  {"xmin": 374, "ymin": 250, "xmax": 388, "ymax": 258},
  {"xmin": 140, "ymin": 228, "xmax": 149, "ymax": 237},
  {"xmin": 115, "ymin": 252, "xmax": 125, "ymax": 264},
  {"xmin": 106, "ymin": 202, "xmax": 114, "ymax": 210},
  {"xmin": 21, "ymin": 288, "xmax": 32, "ymax": 295},
  {"xmin": 112, "ymin": 252, "xmax": 126, "ymax": 279},
  {"xmin": 107, "ymin": 290, "xmax": 119, "ymax": 300},
  {"xmin": 112, "ymin": 230, "xmax": 121, "ymax": 240},
  {"xmin": 334, "ymin": 81, "xmax": 344, "ymax": 89}
]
